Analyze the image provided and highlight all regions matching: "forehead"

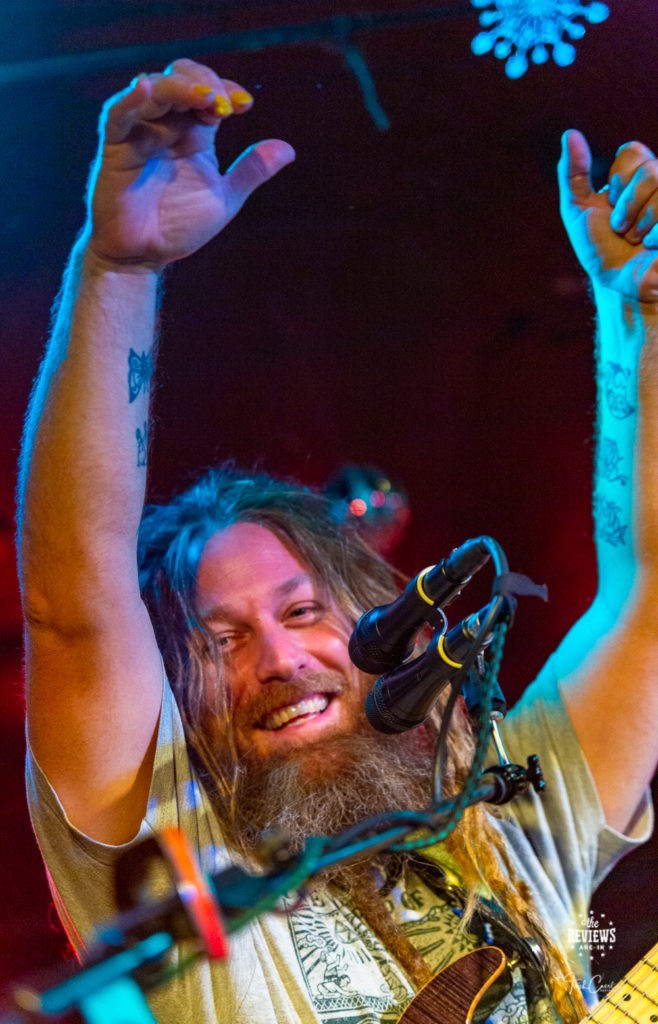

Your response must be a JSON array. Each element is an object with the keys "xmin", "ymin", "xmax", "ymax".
[{"xmin": 195, "ymin": 522, "xmax": 314, "ymax": 616}]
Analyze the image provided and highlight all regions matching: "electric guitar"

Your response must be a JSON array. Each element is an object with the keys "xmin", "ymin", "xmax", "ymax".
[{"xmin": 397, "ymin": 941, "xmax": 658, "ymax": 1024}]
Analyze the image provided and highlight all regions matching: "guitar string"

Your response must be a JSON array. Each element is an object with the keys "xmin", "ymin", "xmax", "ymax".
[
  {"xmin": 622, "ymin": 945, "xmax": 658, "ymax": 1012},
  {"xmin": 587, "ymin": 943, "xmax": 658, "ymax": 1024},
  {"xmin": 594, "ymin": 977, "xmax": 656, "ymax": 1024}
]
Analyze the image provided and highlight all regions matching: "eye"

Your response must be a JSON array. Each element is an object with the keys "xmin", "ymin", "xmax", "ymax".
[
  {"xmin": 287, "ymin": 603, "xmax": 322, "ymax": 622},
  {"xmin": 212, "ymin": 631, "xmax": 242, "ymax": 654}
]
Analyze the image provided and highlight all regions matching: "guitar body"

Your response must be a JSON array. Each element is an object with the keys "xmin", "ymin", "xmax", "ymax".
[
  {"xmin": 398, "ymin": 946, "xmax": 508, "ymax": 1024},
  {"xmin": 398, "ymin": 938, "xmax": 658, "ymax": 1024}
]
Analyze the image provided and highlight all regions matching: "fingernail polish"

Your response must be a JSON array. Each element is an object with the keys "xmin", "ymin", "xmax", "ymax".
[
  {"xmin": 214, "ymin": 95, "xmax": 233, "ymax": 117},
  {"xmin": 230, "ymin": 89, "xmax": 254, "ymax": 107},
  {"xmin": 193, "ymin": 85, "xmax": 214, "ymax": 97}
]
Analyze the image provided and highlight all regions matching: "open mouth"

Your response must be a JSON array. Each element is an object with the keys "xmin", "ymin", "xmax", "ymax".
[{"xmin": 259, "ymin": 693, "xmax": 333, "ymax": 731}]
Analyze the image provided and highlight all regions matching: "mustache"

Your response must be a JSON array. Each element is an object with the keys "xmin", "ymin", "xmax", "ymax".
[{"xmin": 233, "ymin": 669, "xmax": 350, "ymax": 730}]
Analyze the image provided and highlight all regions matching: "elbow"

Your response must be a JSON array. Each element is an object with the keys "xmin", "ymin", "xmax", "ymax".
[
  {"xmin": 20, "ymin": 551, "xmax": 141, "ymax": 638},
  {"xmin": 21, "ymin": 583, "xmax": 99, "ymax": 639}
]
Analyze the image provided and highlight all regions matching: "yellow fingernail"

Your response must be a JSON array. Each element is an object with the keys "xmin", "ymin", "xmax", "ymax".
[
  {"xmin": 213, "ymin": 95, "xmax": 233, "ymax": 117},
  {"xmin": 193, "ymin": 85, "xmax": 214, "ymax": 97},
  {"xmin": 230, "ymin": 89, "xmax": 254, "ymax": 107}
]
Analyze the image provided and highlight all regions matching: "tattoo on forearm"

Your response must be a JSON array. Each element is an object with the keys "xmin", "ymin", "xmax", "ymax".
[
  {"xmin": 600, "ymin": 437, "xmax": 628, "ymax": 485},
  {"xmin": 128, "ymin": 348, "xmax": 153, "ymax": 403},
  {"xmin": 594, "ymin": 492, "xmax": 628, "ymax": 547},
  {"xmin": 136, "ymin": 422, "xmax": 148, "ymax": 467},
  {"xmin": 602, "ymin": 361, "xmax": 636, "ymax": 419}
]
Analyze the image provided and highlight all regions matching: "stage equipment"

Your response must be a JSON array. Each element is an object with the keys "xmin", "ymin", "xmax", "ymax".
[{"xmin": 351, "ymin": 535, "xmax": 548, "ymax": 808}]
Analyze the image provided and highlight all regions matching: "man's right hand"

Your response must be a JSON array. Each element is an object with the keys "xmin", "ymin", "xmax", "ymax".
[
  {"xmin": 18, "ymin": 58, "xmax": 295, "ymax": 845},
  {"xmin": 87, "ymin": 57, "xmax": 295, "ymax": 269}
]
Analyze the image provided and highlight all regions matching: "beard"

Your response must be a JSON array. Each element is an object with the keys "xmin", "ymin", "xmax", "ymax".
[
  {"xmin": 214, "ymin": 692, "xmax": 436, "ymax": 862},
  {"xmin": 196, "ymin": 671, "xmax": 467, "ymax": 991}
]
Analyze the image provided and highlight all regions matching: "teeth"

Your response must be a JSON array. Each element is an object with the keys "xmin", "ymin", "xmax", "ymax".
[{"xmin": 262, "ymin": 695, "xmax": 330, "ymax": 731}]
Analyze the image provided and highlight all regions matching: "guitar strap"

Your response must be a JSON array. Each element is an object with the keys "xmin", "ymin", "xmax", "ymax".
[{"xmin": 408, "ymin": 853, "xmax": 554, "ymax": 1014}]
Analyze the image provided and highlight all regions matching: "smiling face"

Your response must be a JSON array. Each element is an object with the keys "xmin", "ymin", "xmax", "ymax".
[{"xmin": 195, "ymin": 522, "xmax": 371, "ymax": 764}]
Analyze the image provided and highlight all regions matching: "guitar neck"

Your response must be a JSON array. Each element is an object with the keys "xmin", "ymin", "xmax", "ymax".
[{"xmin": 584, "ymin": 941, "xmax": 658, "ymax": 1023}]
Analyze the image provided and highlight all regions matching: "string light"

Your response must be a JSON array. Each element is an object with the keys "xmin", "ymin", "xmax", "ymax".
[{"xmin": 471, "ymin": 0, "xmax": 610, "ymax": 79}]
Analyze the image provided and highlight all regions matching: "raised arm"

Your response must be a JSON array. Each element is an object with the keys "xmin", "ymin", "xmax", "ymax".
[
  {"xmin": 17, "ymin": 60, "xmax": 294, "ymax": 844},
  {"xmin": 549, "ymin": 130, "xmax": 658, "ymax": 832}
]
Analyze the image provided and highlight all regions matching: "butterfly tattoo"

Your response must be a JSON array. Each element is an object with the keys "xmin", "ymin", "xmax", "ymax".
[
  {"xmin": 136, "ymin": 422, "xmax": 148, "ymax": 467},
  {"xmin": 128, "ymin": 348, "xmax": 153, "ymax": 403}
]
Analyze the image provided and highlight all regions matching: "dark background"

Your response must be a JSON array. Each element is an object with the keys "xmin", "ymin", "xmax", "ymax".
[{"xmin": 0, "ymin": 0, "xmax": 656, "ymax": 1009}]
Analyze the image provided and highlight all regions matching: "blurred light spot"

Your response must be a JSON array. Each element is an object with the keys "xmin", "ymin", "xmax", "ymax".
[{"xmin": 349, "ymin": 498, "xmax": 367, "ymax": 517}]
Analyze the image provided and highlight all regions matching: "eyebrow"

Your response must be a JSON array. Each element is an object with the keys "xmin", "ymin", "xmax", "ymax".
[{"xmin": 202, "ymin": 573, "xmax": 315, "ymax": 624}]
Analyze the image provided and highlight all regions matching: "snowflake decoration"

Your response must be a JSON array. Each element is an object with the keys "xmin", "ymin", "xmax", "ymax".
[{"xmin": 471, "ymin": 0, "xmax": 610, "ymax": 79}]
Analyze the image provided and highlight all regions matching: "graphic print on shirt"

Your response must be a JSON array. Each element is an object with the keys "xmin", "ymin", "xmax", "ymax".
[
  {"xmin": 288, "ymin": 887, "xmax": 411, "ymax": 1024},
  {"xmin": 288, "ymin": 873, "xmax": 554, "ymax": 1024},
  {"xmin": 381, "ymin": 877, "xmax": 474, "ymax": 972},
  {"xmin": 383, "ymin": 874, "xmax": 557, "ymax": 1024}
]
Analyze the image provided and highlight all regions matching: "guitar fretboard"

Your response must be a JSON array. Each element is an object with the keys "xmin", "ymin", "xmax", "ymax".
[{"xmin": 587, "ymin": 942, "xmax": 658, "ymax": 1024}]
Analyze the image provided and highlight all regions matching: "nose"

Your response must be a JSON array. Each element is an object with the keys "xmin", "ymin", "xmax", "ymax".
[{"xmin": 254, "ymin": 622, "xmax": 307, "ymax": 684}]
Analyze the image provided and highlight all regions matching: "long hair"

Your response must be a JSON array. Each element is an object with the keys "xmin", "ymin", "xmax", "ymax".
[
  {"xmin": 138, "ymin": 464, "xmax": 586, "ymax": 1022},
  {"xmin": 138, "ymin": 464, "xmax": 399, "ymax": 811}
]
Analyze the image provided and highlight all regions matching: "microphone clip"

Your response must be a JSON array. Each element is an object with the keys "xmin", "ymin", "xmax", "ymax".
[{"xmin": 481, "ymin": 755, "xmax": 545, "ymax": 805}]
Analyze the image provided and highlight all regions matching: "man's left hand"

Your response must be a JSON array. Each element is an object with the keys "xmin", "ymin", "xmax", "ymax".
[{"xmin": 559, "ymin": 129, "xmax": 658, "ymax": 303}]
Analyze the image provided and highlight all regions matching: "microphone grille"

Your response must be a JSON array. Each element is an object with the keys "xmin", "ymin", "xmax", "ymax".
[
  {"xmin": 365, "ymin": 686, "xmax": 404, "ymax": 734},
  {"xmin": 352, "ymin": 640, "xmax": 399, "ymax": 674}
]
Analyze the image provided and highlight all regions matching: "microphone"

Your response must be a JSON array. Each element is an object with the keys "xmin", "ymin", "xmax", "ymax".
[
  {"xmin": 349, "ymin": 538, "xmax": 490, "ymax": 675},
  {"xmin": 365, "ymin": 599, "xmax": 504, "ymax": 734}
]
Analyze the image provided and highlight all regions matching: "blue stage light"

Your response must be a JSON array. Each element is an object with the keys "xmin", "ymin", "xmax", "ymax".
[{"xmin": 471, "ymin": 0, "xmax": 610, "ymax": 78}]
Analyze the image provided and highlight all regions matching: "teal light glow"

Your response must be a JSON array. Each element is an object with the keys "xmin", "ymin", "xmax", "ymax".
[{"xmin": 471, "ymin": 0, "xmax": 610, "ymax": 78}]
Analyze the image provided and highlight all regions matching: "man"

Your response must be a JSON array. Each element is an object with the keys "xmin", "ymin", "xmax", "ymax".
[{"xmin": 17, "ymin": 59, "xmax": 658, "ymax": 1024}]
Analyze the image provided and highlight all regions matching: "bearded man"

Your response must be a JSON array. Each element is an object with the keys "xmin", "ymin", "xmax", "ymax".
[{"xmin": 17, "ymin": 60, "xmax": 658, "ymax": 1024}]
